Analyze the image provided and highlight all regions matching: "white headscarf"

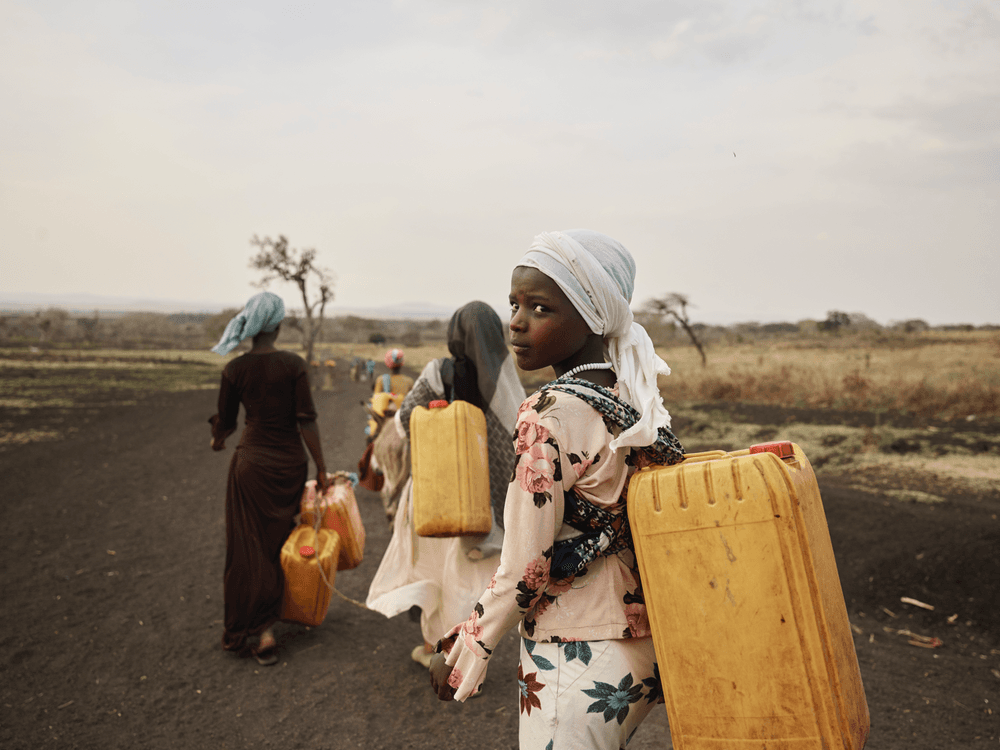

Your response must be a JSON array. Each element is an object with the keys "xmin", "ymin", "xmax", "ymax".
[{"xmin": 517, "ymin": 229, "xmax": 672, "ymax": 451}]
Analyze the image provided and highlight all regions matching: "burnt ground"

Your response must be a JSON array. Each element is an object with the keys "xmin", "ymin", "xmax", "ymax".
[{"xmin": 1, "ymin": 364, "xmax": 998, "ymax": 749}]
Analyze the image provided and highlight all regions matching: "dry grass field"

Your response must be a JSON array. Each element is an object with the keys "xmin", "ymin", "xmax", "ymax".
[
  {"xmin": 657, "ymin": 331, "xmax": 1000, "ymax": 420},
  {"xmin": 652, "ymin": 332, "xmax": 1000, "ymax": 500},
  {"xmin": 5, "ymin": 333, "xmax": 998, "ymax": 506},
  {"xmin": 4, "ymin": 332, "xmax": 999, "ymax": 457},
  {"xmin": 4, "ymin": 333, "xmax": 999, "ymax": 498},
  {"xmin": 0, "ymin": 348, "xmax": 223, "ymax": 448}
]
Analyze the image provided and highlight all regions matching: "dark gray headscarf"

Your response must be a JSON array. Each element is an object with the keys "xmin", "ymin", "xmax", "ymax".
[{"xmin": 447, "ymin": 301, "xmax": 509, "ymax": 411}]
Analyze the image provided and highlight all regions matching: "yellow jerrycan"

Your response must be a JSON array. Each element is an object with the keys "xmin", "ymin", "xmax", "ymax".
[
  {"xmin": 300, "ymin": 472, "xmax": 367, "ymax": 571},
  {"xmin": 366, "ymin": 391, "xmax": 405, "ymax": 438},
  {"xmin": 628, "ymin": 441, "xmax": 869, "ymax": 750},
  {"xmin": 409, "ymin": 399, "xmax": 492, "ymax": 537},
  {"xmin": 279, "ymin": 525, "xmax": 341, "ymax": 628}
]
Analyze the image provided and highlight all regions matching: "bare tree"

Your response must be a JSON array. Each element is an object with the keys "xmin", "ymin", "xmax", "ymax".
[
  {"xmin": 644, "ymin": 293, "xmax": 707, "ymax": 367},
  {"xmin": 818, "ymin": 310, "xmax": 851, "ymax": 333},
  {"xmin": 249, "ymin": 235, "xmax": 334, "ymax": 365}
]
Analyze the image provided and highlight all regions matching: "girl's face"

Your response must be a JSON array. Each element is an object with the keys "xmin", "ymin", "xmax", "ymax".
[{"xmin": 508, "ymin": 266, "xmax": 594, "ymax": 374}]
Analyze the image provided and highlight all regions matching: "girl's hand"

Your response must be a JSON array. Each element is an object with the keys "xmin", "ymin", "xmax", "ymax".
[{"xmin": 429, "ymin": 653, "xmax": 456, "ymax": 701}]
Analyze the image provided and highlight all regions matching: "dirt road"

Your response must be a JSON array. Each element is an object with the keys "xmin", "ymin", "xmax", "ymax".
[{"xmin": 1, "ymin": 365, "xmax": 997, "ymax": 748}]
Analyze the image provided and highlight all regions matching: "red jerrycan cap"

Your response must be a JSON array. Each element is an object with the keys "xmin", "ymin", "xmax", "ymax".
[
  {"xmin": 428, "ymin": 400, "xmax": 449, "ymax": 409},
  {"xmin": 749, "ymin": 441, "xmax": 794, "ymax": 458},
  {"xmin": 298, "ymin": 545, "xmax": 316, "ymax": 558}
]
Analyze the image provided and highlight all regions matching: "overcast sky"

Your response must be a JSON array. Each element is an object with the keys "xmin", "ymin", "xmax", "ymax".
[{"xmin": 2, "ymin": 0, "xmax": 997, "ymax": 325}]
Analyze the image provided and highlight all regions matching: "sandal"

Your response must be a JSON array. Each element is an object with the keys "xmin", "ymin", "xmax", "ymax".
[
  {"xmin": 410, "ymin": 644, "xmax": 433, "ymax": 669},
  {"xmin": 252, "ymin": 630, "xmax": 279, "ymax": 666},
  {"xmin": 252, "ymin": 645, "xmax": 279, "ymax": 666}
]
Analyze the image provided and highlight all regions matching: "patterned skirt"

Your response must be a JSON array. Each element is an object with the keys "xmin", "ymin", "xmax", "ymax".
[{"xmin": 518, "ymin": 636, "xmax": 663, "ymax": 749}]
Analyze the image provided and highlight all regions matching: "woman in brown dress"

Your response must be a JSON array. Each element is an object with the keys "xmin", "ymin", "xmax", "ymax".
[{"xmin": 209, "ymin": 292, "xmax": 330, "ymax": 665}]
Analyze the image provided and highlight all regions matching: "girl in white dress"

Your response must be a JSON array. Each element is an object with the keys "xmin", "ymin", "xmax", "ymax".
[{"xmin": 366, "ymin": 301, "xmax": 525, "ymax": 668}]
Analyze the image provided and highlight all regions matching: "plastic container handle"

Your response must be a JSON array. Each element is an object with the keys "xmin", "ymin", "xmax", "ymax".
[{"xmin": 749, "ymin": 441, "xmax": 794, "ymax": 458}]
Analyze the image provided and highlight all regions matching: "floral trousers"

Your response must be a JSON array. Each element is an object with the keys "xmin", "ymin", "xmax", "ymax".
[{"xmin": 517, "ymin": 637, "xmax": 663, "ymax": 750}]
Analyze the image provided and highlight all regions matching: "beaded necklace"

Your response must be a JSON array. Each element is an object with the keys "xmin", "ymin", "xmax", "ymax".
[{"xmin": 559, "ymin": 361, "xmax": 614, "ymax": 380}]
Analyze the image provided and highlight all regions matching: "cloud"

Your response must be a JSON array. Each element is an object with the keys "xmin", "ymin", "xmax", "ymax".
[
  {"xmin": 0, "ymin": 0, "xmax": 996, "ymax": 324},
  {"xmin": 878, "ymin": 94, "xmax": 1000, "ymax": 147}
]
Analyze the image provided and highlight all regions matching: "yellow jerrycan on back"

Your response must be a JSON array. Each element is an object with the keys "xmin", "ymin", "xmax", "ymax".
[
  {"xmin": 366, "ymin": 390, "xmax": 405, "ymax": 438},
  {"xmin": 628, "ymin": 441, "xmax": 869, "ymax": 750},
  {"xmin": 409, "ymin": 399, "xmax": 492, "ymax": 537}
]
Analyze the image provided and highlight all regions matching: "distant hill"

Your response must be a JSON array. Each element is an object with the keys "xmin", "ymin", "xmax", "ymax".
[
  {"xmin": 0, "ymin": 292, "xmax": 457, "ymax": 320},
  {"xmin": 329, "ymin": 301, "xmax": 457, "ymax": 320},
  {"xmin": 0, "ymin": 292, "xmax": 228, "ymax": 314}
]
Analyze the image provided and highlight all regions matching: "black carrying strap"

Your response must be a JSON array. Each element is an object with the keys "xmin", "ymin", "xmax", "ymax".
[
  {"xmin": 440, "ymin": 358, "xmax": 455, "ymax": 402},
  {"xmin": 550, "ymin": 488, "xmax": 632, "ymax": 580},
  {"xmin": 439, "ymin": 356, "xmax": 486, "ymax": 410}
]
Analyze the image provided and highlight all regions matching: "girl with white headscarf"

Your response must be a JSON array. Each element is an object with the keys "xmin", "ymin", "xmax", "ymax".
[{"xmin": 429, "ymin": 232, "xmax": 684, "ymax": 749}]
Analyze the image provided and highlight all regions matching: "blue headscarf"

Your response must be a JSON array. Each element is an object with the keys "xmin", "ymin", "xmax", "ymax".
[{"xmin": 211, "ymin": 292, "xmax": 286, "ymax": 356}]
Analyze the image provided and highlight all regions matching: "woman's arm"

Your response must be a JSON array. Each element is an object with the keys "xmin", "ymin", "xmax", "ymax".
[
  {"xmin": 293, "ymin": 359, "xmax": 329, "ymax": 491},
  {"xmin": 299, "ymin": 419, "xmax": 330, "ymax": 492},
  {"xmin": 209, "ymin": 370, "xmax": 239, "ymax": 451}
]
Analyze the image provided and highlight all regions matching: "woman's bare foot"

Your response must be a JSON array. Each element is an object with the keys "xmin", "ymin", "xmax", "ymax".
[{"xmin": 257, "ymin": 629, "xmax": 276, "ymax": 651}]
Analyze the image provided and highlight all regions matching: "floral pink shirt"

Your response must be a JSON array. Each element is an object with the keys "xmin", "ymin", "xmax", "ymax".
[{"xmin": 439, "ymin": 386, "xmax": 651, "ymax": 701}]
